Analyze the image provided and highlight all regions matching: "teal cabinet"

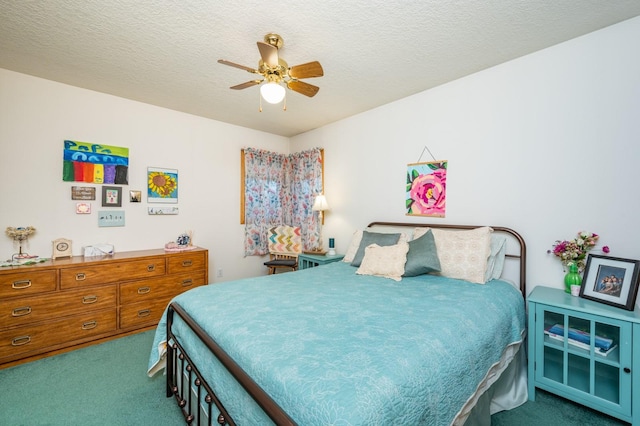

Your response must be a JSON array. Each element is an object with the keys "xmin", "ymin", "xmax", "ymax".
[
  {"xmin": 298, "ymin": 253, "xmax": 344, "ymax": 270},
  {"xmin": 528, "ymin": 286, "xmax": 640, "ymax": 424}
]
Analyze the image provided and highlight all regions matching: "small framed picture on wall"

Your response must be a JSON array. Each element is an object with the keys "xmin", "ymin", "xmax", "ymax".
[{"xmin": 102, "ymin": 186, "xmax": 122, "ymax": 207}]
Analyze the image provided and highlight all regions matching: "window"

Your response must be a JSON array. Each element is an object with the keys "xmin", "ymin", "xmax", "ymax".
[{"xmin": 241, "ymin": 148, "xmax": 324, "ymax": 255}]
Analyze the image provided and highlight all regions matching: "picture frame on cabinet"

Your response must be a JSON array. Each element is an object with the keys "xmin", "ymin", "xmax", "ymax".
[
  {"xmin": 580, "ymin": 254, "xmax": 640, "ymax": 310},
  {"xmin": 101, "ymin": 186, "xmax": 122, "ymax": 207}
]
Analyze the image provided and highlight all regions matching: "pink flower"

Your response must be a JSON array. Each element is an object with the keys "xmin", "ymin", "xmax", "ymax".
[
  {"xmin": 408, "ymin": 169, "xmax": 446, "ymax": 215},
  {"xmin": 549, "ymin": 231, "xmax": 607, "ymax": 272}
]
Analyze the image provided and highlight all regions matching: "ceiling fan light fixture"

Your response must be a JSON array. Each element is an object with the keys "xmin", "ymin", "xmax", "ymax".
[{"xmin": 260, "ymin": 82, "xmax": 286, "ymax": 104}]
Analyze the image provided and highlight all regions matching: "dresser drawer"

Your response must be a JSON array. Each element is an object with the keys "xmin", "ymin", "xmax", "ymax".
[
  {"xmin": 0, "ymin": 309, "xmax": 117, "ymax": 362},
  {"xmin": 0, "ymin": 286, "xmax": 116, "ymax": 328},
  {"xmin": 120, "ymin": 298, "xmax": 171, "ymax": 329},
  {"xmin": 0, "ymin": 270, "xmax": 57, "ymax": 299},
  {"xmin": 167, "ymin": 251, "xmax": 206, "ymax": 274},
  {"xmin": 119, "ymin": 272, "xmax": 206, "ymax": 305},
  {"xmin": 60, "ymin": 257, "xmax": 166, "ymax": 289}
]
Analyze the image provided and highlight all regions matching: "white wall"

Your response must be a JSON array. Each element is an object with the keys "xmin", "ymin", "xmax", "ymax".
[
  {"xmin": 293, "ymin": 17, "xmax": 640, "ymax": 295},
  {"xmin": 2, "ymin": 17, "xmax": 639, "ymax": 294},
  {"xmin": 0, "ymin": 69, "xmax": 289, "ymax": 281}
]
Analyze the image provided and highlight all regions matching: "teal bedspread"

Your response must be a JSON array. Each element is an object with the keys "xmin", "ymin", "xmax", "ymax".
[{"xmin": 148, "ymin": 262, "xmax": 525, "ymax": 425}]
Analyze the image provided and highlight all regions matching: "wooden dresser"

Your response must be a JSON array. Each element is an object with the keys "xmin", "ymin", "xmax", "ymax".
[{"xmin": 0, "ymin": 247, "xmax": 208, "ymax": 369}]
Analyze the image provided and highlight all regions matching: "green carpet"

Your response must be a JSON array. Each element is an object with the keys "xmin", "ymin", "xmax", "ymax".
[
  {"xmin": 0, "ymin": 331, "xmax": 630, "ymax": 425},
  {"xmin": 0, "ymin": 331, "xmax": 183, "ymax": 425},
  {"xmin": 492, "ymin": 389, "xmax": 627, "ymax": 425}
]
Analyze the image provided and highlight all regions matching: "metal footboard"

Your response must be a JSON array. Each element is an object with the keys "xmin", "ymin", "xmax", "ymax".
[{"xmin": 166, "ymin": 302, "xmax": 297, "ymax": 426}]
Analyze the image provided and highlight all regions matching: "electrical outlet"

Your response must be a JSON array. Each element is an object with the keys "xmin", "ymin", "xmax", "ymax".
[{"xmin": 217, "ymin": 268, "xmax": 223, "ymax": 278}]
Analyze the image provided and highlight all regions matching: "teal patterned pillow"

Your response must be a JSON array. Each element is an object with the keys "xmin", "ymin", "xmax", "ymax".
[{"xmin": 403, "ymin": 229, "xmax": 441, "ymax": 277}]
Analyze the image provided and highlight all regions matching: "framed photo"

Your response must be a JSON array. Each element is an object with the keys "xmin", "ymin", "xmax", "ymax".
[
  {"xmin": 580, "ymin": 254, "xmax": 640, "ymax": 310},
  {"xmin": 129, "ymin": 190, "xmax": 141, "ymax": 203},
  {"xmin": 101, "ymin": 186, "xmax": 122, "ymax": 207}
]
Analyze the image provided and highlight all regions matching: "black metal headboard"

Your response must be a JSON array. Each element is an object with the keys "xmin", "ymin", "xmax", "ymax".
[{"xmin": 367, "ymin": 222, "xmax": 527, "ymax": 297}]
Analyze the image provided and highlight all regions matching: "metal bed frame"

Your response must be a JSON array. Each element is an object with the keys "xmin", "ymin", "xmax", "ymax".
[{"xmin": 165, "ymin": 222, "xmax": 527, "ymax": 425}]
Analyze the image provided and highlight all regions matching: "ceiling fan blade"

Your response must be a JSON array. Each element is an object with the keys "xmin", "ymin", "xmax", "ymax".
[
  {"xmin": 289, "ymin": 61, "xmax": 324, "ymax": 79},
  {"xmin": 257, "ymin": 41, "xmax": 279, "ymax": 68},
  {"xmin": 230, "ymin": 80, "xmax": 262, "ymax": 90},
  {"xmin": 287, "ymin": 80, "xmax": 320, "ymax": 97},
  {"xmin": 218, "ymin": 59, "xmax": 257, "ymax": 73}
]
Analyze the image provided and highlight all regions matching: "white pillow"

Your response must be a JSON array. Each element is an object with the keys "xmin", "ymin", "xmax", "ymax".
[
  {"xmin": 485, "ymin": 235, "xmax": 507, "ymax": 281},
  {"xmin": 415, "ymin": 226, "xmax": 503, "ymax": 283},
  {"xmin": 356, "ymin": 242, "xmax": 409, "ymax": 281},
  {"xmin": 343, "ymin": 230, "xmax": 363, "ymax": 263},
  {"xmin": 430, "ymin": 227, "xmax": 492, "ymax": 284}
]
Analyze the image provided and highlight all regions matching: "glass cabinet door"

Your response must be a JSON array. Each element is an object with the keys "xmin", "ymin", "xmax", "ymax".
[{"xmin": 535, "ymin": 305, "xmax": 631, "ymax": 416}]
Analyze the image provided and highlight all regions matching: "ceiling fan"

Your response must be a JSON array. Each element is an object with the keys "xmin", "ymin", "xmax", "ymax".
[{"xmin": 218, "ymin": 33, "xmax": 323, "ymax": 109}]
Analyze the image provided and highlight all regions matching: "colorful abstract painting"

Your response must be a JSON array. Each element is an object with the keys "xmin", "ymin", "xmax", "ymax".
[
  {"xmin": 62, "ymin": 140, "xmax": 129, "ymax": 184},
  {"xmin": 147, "ymin": 167, "xmax": 178, "ymax": 203},
  {"xmin": 406, "ymin": 161, "xmax": 447, "ymax": 217}
]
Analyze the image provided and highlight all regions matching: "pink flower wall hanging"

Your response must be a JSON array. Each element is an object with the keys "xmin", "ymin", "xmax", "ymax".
[{"xmin": 406, "ymin": 161, "xmax": 447, "ymax": 217}]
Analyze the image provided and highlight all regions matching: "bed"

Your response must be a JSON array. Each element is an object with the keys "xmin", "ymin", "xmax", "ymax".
[{"xmin": 148, "ymin": 222, "xmax": 528, "ymax": 425}]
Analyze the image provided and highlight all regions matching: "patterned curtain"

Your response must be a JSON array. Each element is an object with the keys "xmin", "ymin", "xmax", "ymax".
[
  {"xmin": 244, "ymin": 147, "xmax": 323, "ymax": 256},
  {"xmin": 283, "ymin": 149, "xmax": 323, "ymax": 251}
]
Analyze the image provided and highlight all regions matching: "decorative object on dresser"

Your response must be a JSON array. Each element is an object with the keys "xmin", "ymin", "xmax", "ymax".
[
  {"xmin": 82, "ymin": 243, "xmax": 115, "ymax": 257},
  {"xmin": 0, "ymin": 247, "xmax": 208, "ymax": 369},
  {"xmin": 164, "ymin": 231, "xmax": 195, "ymax": 252},
  {"xmin": 51, "ymin": 238, "xmax": 72, "ymax": 260},
  {"xmin": 5, "ymin": 226, "xmax": 37, "ymax": 263},
  {"xmin": 579, "ymin": 254, "xmax": 640, "ymax": 310},
  {"xmin": 528, "ymin": 285, "xmax": 640, "ymax": 424}
]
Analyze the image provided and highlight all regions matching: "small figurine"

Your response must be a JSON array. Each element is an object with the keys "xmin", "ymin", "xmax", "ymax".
[{"xmin": 164, "ymin": 231, "xmax": 195, "ymax": 252}]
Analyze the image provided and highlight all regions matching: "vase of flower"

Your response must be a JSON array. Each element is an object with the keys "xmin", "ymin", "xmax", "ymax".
[{"xmin": 564, "ymin": 263, "xmax": 582, "ymax": 294}]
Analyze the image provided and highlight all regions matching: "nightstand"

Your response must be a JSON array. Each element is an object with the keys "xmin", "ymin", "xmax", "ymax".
[
  {"xmin": 298, "ymin": 253, "xmax": 344, "ymax": 269},
  {"xmin": 527, "ymin": 286, "xmax": 640, "ymax": 425}
]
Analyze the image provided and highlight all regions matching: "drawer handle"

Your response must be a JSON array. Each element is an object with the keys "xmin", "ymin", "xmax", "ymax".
[
  {"xmin": 181, "ymin": 260, "xmax": 193, "ymax": 267},
  {"xmin": 82, "ymin": 321, "xmax": 97, "ymax": 330},
  {"xmin": 12, "ymin": 279, "xmax": 32, "ymax": 289},
  {"xmin": 75, "ymin": 273, "xmax": 86, "ymax": 281},
  {"xmin": 137, "ymin": 286, "xmax": 151, "ymax": 294},
  {"xmin": 12, "ymin": 306, "xmax": 32, "ymax": 317},
  {"xmin": 624, "ymin": 367, "xmax": 631, "ymax": 374},
  {"xmin": 147, "ymin": 264, "xmax": 155, "ymax": 272},
  {"xmin": 12, "ymin": 335, "xmax": 31, "ymax": 346},
  {"xmin": 181, "ymin": 279, "xmax": 193, "ymax": 287},
  {"xmin": 137, "ymin": 309, "xmax": 151, "ymax": 318},
  {"xmin": 82, "ymin": 295, "xmax": 98, "ymax": 304}
]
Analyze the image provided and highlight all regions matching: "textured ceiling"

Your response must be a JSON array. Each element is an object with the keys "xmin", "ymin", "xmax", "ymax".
[{"xmin": 2, "ymin": 1, "xmax": 640, "ymax": 137}]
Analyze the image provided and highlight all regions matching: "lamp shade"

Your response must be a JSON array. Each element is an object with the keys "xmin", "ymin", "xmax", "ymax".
[
  {"xmin": 260, "ymin": 82, "xmax": 286, "ymax": 104},
  {"xmin": 312, "ymin": 194, "xmax": 329, "ymax": 211}
]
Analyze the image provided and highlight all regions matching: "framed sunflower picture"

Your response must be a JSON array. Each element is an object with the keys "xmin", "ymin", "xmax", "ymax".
[{"xmin": 147, "ymin": 167, "xmax": 178, "ymax": 203}]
